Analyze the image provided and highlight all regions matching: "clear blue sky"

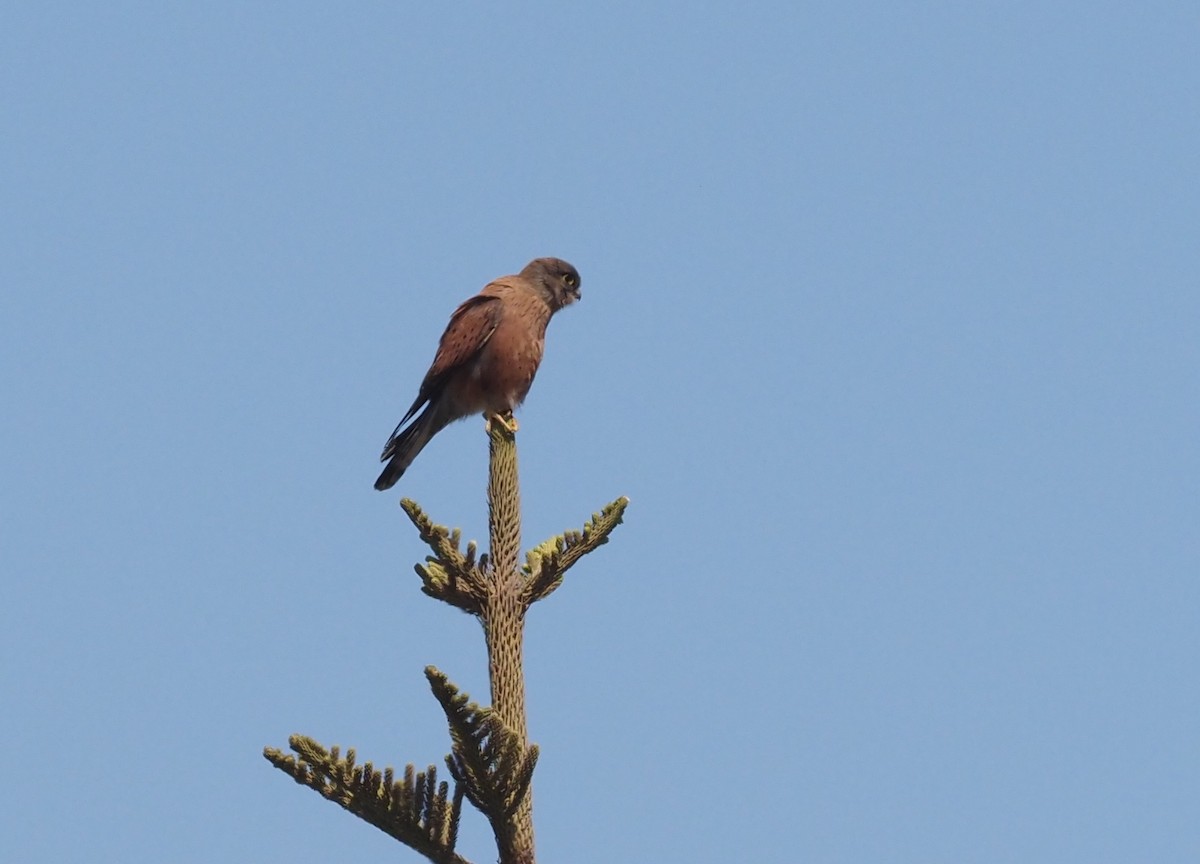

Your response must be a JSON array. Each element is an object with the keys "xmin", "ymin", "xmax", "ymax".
[{"xmin": 3, "ymin": 3, "xmax": 1197, "ymax": 862}]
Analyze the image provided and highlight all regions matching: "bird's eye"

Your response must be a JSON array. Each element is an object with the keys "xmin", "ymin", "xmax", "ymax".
[{"xmin": 563, "ymin": 274, "xmax": 577, "ymax": 286}]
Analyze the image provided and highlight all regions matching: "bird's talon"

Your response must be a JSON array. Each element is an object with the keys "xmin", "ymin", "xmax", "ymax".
[{"xmin": 489, "ymin": 412, "xmax": 520, "ymax": 434}]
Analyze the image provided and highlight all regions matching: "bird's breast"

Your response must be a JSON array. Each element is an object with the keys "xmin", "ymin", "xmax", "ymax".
[{"xmin": 468, "ymin": 296, "xmax": 550, "ymax": 413}]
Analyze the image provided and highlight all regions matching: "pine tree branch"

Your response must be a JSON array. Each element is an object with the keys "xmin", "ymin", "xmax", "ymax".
[
  {"xmin": 400, "ymin": 498, "xmax": 488, "ymax": 615},
  {"xmin": 523, "ymin": 496, "xmax": 630, "ymax": 606},
  {"xmin": 425, "ymin": 668, "xmax": 539, "ymax": 840},
  {"xmin": 263, "ymin": 736, "xmax": 471, "ymax": 864}
]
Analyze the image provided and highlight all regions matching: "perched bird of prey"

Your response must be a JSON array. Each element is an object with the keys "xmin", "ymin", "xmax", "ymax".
[{"xmin": 374, "ymin": 257, "xmax": 582, "ymax": 490}]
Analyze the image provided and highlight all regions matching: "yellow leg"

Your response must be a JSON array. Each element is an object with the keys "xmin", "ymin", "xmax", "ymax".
[{"xmin": 487, "ymin": 411, "xmax": 519, "ymax": 434}]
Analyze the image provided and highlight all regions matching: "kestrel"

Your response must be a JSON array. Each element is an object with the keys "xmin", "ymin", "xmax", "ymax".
[{"xmin": 374, "ymin": 257, "xmax": 582, "ymax": 490}]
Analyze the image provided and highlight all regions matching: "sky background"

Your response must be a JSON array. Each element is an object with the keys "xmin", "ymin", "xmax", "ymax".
[{"xmin": 3, "ymin": 2, "xmax": 1198, "ymax": 862}]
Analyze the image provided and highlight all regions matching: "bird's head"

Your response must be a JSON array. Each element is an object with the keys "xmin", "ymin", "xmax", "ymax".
[{"xmin": 522, "ymin": 257, "xmax": 581, "ymax": 310}]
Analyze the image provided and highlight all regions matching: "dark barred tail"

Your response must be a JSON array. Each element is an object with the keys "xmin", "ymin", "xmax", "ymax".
[{"xmin": 373, "ymin": 404, "xmax": 453, "ymax": 490}]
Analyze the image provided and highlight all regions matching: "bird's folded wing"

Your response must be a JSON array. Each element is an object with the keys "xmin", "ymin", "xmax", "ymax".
[{"xmin": 387, "ymin": 293, "xmax": 502, "ymax": 437}]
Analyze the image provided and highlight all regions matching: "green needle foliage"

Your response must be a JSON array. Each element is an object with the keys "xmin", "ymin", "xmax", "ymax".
[
  {"xmin": 427, "ymin": 667, "xmax": 538, "ymax": 826},
  {"xmin": 523, "ymin": 499, "xmax": 629, "ymax": 606},
  {"xmin": 264, "ymin": 737, "xmax": 468, "ymax": 864},
  {"xmin": 264, "ymin": 414, "xmax": 627, "ymax": 864}
]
